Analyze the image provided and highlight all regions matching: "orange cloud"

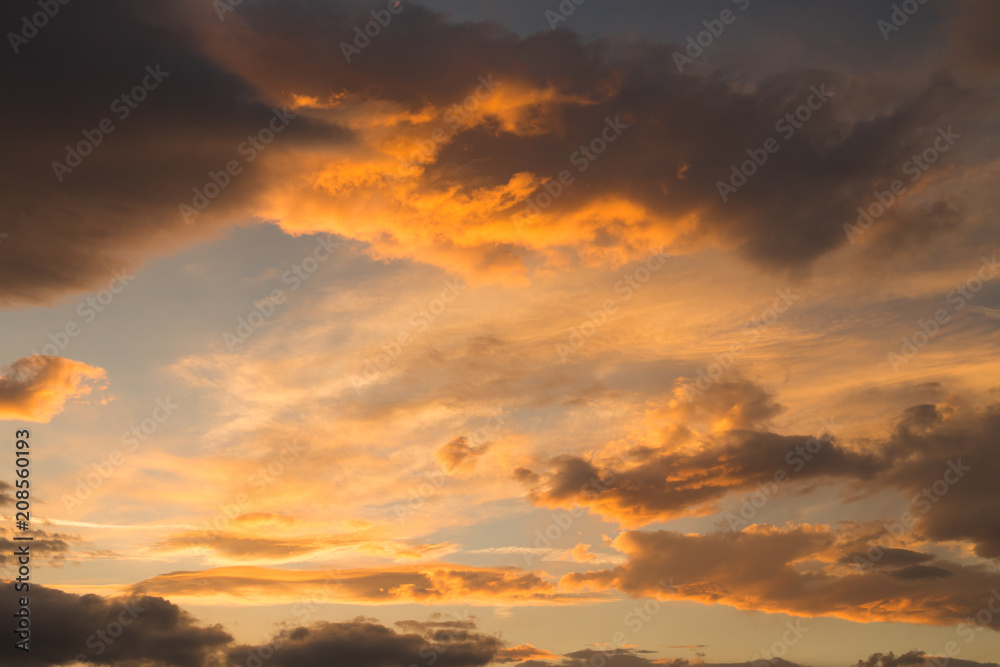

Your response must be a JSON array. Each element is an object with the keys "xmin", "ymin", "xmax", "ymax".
[
  {"xmin": 164, "ymin": 2, "xmax": 975, "ymax": 289},
  {"xmin": 497, "ymin": 644, "xmax": 563, "ymax": 663},
  {"xmin": 566, "ymin": 543, "xmax": 597, "ymax": 563},
  {"xmin": 523, "ymin": 427, "xmax": 877, "ymax": 529},
  {"xmin": 154, "ymin": 515, "xmax": 459, "ymax": 566},
  {"xmin": 436, "ymin": 436, "xmax": 490, "ymax": 474},
  {"xmin": 0, "ymin": 355, "xmax": 107, "ymax": 422},
  {"xmin": 561, "ymin": 525, "xmax": 1000, "ymax": 631},
  {"xmin": 127, "ymin": 564, "xmax": 609, "ymax": 607}
]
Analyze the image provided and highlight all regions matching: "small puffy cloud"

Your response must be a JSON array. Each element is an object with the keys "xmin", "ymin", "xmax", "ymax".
[
  {"xmin": 0, "ymin": 527, "xmax": 74, "ymax": 566},
  {"xmin": 436, "ymin": 436, "xmax": 491, "ymax": 474},
  {"xmin": 566, "ymin": 543, "xmax": 596, "ymax": 564},
  {"xmin": 496, "ymin": 644, "xmax": 562, "ymax": 663},
  {"xmin": 0, "ymin": 355, "xmax": 107, "ymax": 422},
  {"xmin": 664, "ymin": 378, "xmax": 785, "ymax": 432}
]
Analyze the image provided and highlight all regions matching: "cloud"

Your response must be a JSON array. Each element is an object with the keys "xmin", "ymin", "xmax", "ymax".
[
  {"xmin": 200, "ymin": 2, "xmax": 980, "ymax": 277},
  {"xmin": 949, "ymin": 0, "xmax": 1000, "ymax": 77},
  {"xmin": 522, "ymin": 654, "xmax": 999, "ymax": 667},
  {"xmin": 856, "ymin": 652, "xmax": 998, "ymax": 667},
  {"xmin": 0, "ymin": 0, "xmax": 350, "ymax": 307},
  {"xmin": 437, "ymin": 436, "xmax": 491, "ymax": 474},
  {"xmin": 496, "ymin": 644, "xmax": 562, "ymax": 663},
  {"xmin": 876, "ymin": 402, "xmax": 1000, "ymax": 559},
  {"xmin": 226, "ymin": 617, "xmax": 502, "ymax": 667},
  {"xmin": 857, "ymin": 651, "xmax": 933, "ymax": 667},
  {"xmin": 523, "ymin": 424, "xmax": 879, "ymax": 528},
  {"xmin": 3, "ymin": 0, "xmax": 990, "ymax": 307},
  {"xmin": 0, "ymin": 355, "xmax": 107, "ymax": 422},
  {"xmin": 129, "ymin": 564, "xmax": 603, "ymax": 606},
  {"xmin": 3, "ymin": 583, "xmax": 998, "ymax": 667},
  {"xmin": 661, "ymin": 379, "xmax": 785, "ymax": 432},
  {"xmin": 509, "ymin": 391, "xmax": 1000, "ymax": 628},
  {"xmin": 0, "ymin": 527, "xmax": 74, "ymax": 567},
  {"xmin": 550, "ymin": 648, "xmax": 678, "ymax": 667},
  {"xmin": 561, "ymin": 525, "xmax": 1000, "ymax": 631},
  {"xmin": 0, "ymin": 583, "xmax": 232, "ymax": 666},
  {"xmin": 154, "ymin": 526, "xmax": 458, "ymax": 565},
  {"xmin": 0, "ymin": 583, "xmax": 503, "ymax": 667},
  {"xmin": 566, "ymin": 543, "xmax": 597, "ymax": 563},
  {"xmin": 523, "ymin": 381, "xmax": 1000, "ymax": 562}
]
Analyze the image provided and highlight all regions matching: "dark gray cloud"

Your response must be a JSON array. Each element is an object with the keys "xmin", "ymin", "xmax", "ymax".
[
  {"xmin": 2, "ymin": 0, "xmax": 994, "ymax": 306},
  {"xmin": 226, "ymin": 617, "xmax": 502, "ymax": 667},
  {"xmin": 856, "ymin": 652, "xmax": 998, "ymax": 667},
  {"xmin": 857, "ymin": 652, "xmax": 929, "ymax": 667},
  {"xmin": 516, "ymin": 650, "xmax": 998, "ymax": 667},
  {"xmin": 880, "ymin": 403, "xmax": 1000, "ymax": 559},
  {"xmin": 0, "ymin": 0, "xmax": 349, "ymax": 307},
  {"xmin": 837, "ymin": 547, "xmax": 933, "ymax": 569},
  {"xmin": 3, "ymin": 583, "xmax": 998, "ymax": 666},
  {"xmin": 547, "ymin": 648, "xmax": 679, "ymax": 667},
  {"xmin": 0, "ymin": 584, "xmax": 232, "ymax": 666},
  {"xmin": 0, "ymin": 527, "xmax": 74, "ymax": 566},
  {"xmin": 0, "ymin": 584, "xmax": 504, "ymax": 667}
]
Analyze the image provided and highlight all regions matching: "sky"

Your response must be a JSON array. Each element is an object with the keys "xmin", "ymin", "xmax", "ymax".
[{"xmin": 1, "ymin": 0, "xmax": 1000, "ymax": 666}]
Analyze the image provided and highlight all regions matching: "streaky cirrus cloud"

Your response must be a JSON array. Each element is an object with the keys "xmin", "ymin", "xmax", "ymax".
[
  {"xmin": 154, "ymin": 524, "xmax": 459, "ymax": 565},
  {"xmin": 127, "ymin": 564, "xmax": 607, "ymax": 606}
]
